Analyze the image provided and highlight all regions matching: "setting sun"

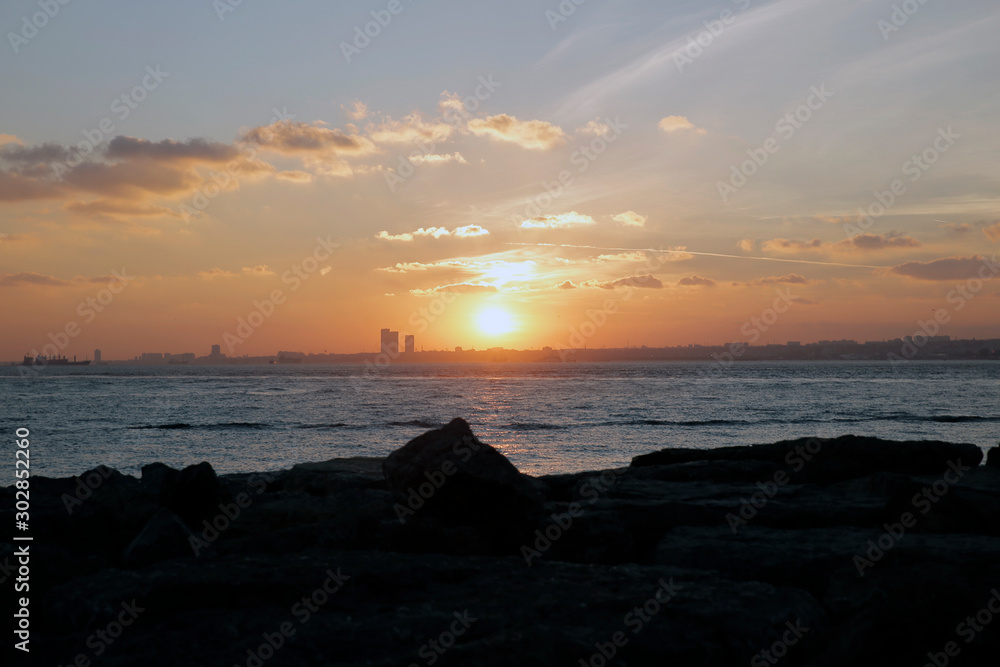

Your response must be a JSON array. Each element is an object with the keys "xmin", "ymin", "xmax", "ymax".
[{"xmin": 477, "ymin": 307, "xmax": 516, "ymax": 336}]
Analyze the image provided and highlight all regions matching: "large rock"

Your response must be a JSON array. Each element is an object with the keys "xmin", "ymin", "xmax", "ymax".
[
  {"xmin": 140, "ymin": 461, "xmax": 178, "ymax": 494},
  {"xmin": 159, "ymin": 461, "xmax": 227, "ymax": 527},
  {"xmin": 631, "ymin": 435, "xmax": 984, "ymax": 484},
  {"xmin": 383, "ymin": 418, "xmax": 544, "ymax": 527},
  {"xmin": 987, "ymin": 446, "xmax": 1000, "ymax": 468},
  {"xmin": 122, "ymin": 508, "xmax": 204, "ymax": 567}
]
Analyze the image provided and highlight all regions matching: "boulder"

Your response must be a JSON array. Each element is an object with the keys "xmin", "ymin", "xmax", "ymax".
[
  {"xmin": 987, "ymin": 446, "xmax": 1000, "ymax": 469},
  {"xmin": 631, "ymin": 435, "xmax": 984, "ymax": 484},
  {"xmin": 159, "ymin": 461, "xmax": 227, "ymax": 527},
  {"xmin": 141, "ymin": 462, "xmax": 178, "ymax": 494},
  {"xmin": 122, "ymin": 508, "xmax": 204, "ymax": 567},
  {"xmin": 383, "ymin": 418, "xmax": 544, "ymax": 529}
]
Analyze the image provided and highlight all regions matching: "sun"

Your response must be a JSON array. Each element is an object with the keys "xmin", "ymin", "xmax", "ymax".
[{"xmin": 477, "ymin": 307, "xmax": 516, "ymax": 336}]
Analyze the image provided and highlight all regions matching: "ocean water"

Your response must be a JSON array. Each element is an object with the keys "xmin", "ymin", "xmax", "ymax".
[{"xmin": 1, "ymin": 361, "xmax": 998, "ymax": 484}]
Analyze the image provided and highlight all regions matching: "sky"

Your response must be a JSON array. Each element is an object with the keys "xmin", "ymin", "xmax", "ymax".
[{"xmin": 1, "ymin": 0, "xmax": 999, "ymax": 359}]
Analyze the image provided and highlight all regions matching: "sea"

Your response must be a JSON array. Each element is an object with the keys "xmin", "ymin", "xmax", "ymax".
[{"xmin": 1, "ymin": 360, "xmax": 997, "ymax": 485}]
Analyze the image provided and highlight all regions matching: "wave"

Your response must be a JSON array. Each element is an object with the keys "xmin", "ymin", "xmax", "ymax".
[
  {"xmin": 388, "ymin": 420, "xmax": 441, "ymax": 429},
  {"xmin": 502, "ymin": 422, "xmax": 566, "ymax": 431},
  {"xmin": 131, "ymin": 422, "xmax": 269, "ymax": 430}
]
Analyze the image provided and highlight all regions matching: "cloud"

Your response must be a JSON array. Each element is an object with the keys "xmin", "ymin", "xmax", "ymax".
[
  {"xmin": 752, "ymin": 274, "xmax": 813, "ymax": 286},
  {"xmin": 677, "ymin": 275, "xmax": 717, "ymax": 287},
  {"xmin": 242, "ymin": 265, "xmax": 275, "ymax": 276},
  {"xmin": 520, "ymin": 211, "xmax": 595, "ymax": 229},
  {"xmin": 64, "ymin": 199, "xmax": 182, "ymax": 219},
  {"xmin": 598, "ymin": 274, "xmax": 663, "ymax": 289},
  {"xmin": 814, "ymin": 215, "xmax": 850, "ymax": 225},
  {"xmin": 842, "ymin": 233, "xmax": 920, "ymax": 251},
  {"xmin": 105, "ymin": 137, "xmax": 239, "ymax": 163},
  {"xmin": 983, "ymin": 221, "xmax": 1000, "ymax": 241},
  {"xmin": 376, "ymin": 231, "xmax": 415, "ymax": 242},
  {"xmin": 557, "ymin": 280, "xmax": 578, "ymax": 289},
  {"xmin": 0, "ymin": 134, "xmax": 22, "ymax": 147},
  {"xmin": 598, "ymin": 251, "xmax": 648, "ymax": 263},
  {"xmin": 0, "ymin": 272, "xmax": 120, "ymax": 287},
  {"xmin": 376, "ymin": 225, "xmax": 490, "ymax": 243},
  {"xmin": 367, "ymin": 114, "xmax": 455, "ymax": 144},
  {"xmin": 938, "ymin": 221, "xmax": 972, "ymax": 236},
  {"xmin": 762, "ymin": 233, "xmax": 920, "ymax": 253},
  {"xmin": 198, "ymin": 268, "xmax": 238, "ymax": 279},
  {"xmin": 0, "ymin": 272, "xmax": 71, "ymax": 287},
  {"xmin": 467, "ymin": 114, "xmax": 566, "ymax": 150},
  {"xmin": 0, "ymin": 142, "xmax": 72, "ymax": 165},
  {"xmin": 658, "ymin": 116, "xmax": 706, "ymax": 135},
  {"xmin": 890, "ymin": 256, "xmax": 993, "ymax": 281},
  {"xmin": 452, "ymin": 224, "xmax": 489, "ymax": 238},
  {"xmin": 242, "ymin": 121, "xmax": 375, "ymax": 176},
  {"xmin": 577, "ymin": 120, "xmax": 610, "ymax": 136},
  {"xmin": 408, "ymin": 152, "xmax": 467, "ymax": 166},
  {"xmin": 410, "ymin": 282, "xmax": 500, "ymax": 296},
  {"xmin": 0, "ymin": 168, "xmax": 63, "ymax": 202},
  {"xmin": 60, "ymin": 160, "xmax": 203, "ymax": 199},
  {"xmin": 275, "ymin": 170, "xmax": 313, "ymax": 183},
  {"xmin": 612, "ymin": 211, "xmax": 646, "ymax": 227},
  {"xmin": 343, "ymin": 100, "xmax": 368, "ymax": 120},
  {"xmin": 761, "ymin": 238, "xmax": 826, "ymax": 253},
  {"xmin": 738, "ymin": 239, "xmax": 755, "ymax": 252}
]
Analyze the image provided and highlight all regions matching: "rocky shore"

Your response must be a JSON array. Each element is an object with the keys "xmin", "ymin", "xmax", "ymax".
[{"xmin": 4, "ymin": 419, "xmax": 1000, "ymax": 666}]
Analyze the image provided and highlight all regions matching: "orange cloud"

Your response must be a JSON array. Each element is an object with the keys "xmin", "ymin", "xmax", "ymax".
[
  {"xmin": 467, "ymin": 114, "xmax": 566, "ymax": 150},
  {"xmin": 367, "ymin": 114, "xmax": 455, "ymax": 144},
  {"xmin": 983, "ymin": 221, "xmax": 1000, "ymax": 241},
  {"xmin": 890, "ymin": 256, "xmax": 996, "ymax": 281},
  {"xmin": 64, "ymin": 199, "xmax": 182, "ymax": 219},
  {"xmin": 520, "ymin": 212, "xmax": 594, "ymax": 229},
  {"xmin": 658, "ymin": 116, "xmax": 706, "ymax": 135},
  {"xmin": 612, "ymin": 211, "xmax": 647, "ymax": 227},
  {"xmin": 762, "ymin": 234, "xmax": 920, "ymax": 253},
  {"xmin": 677, "ymin": 275, "xmax": 716, "ymax": 287}
]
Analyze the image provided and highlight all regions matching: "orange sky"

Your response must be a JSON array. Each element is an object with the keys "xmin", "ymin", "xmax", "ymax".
[{"xmin": 2, "ymin": 1, "xmax": 999, "ymax": 360}]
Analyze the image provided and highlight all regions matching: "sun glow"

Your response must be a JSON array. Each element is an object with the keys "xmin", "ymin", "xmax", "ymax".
[{"xmin": 477, "ymin": 307, "xmax": 516, "ymax": 335}]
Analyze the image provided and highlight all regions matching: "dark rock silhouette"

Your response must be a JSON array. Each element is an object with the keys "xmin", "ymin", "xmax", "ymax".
[
  {"xmin": 988, "ymin": 445, "xmax": 1000, "ymax": 468},
  {"xmin": 631, "ymin": 434, "xmax": 984, "ymax": 483},
  {"xmin": 122, "ymin": 508, "xmax": 202, "ymax": 567},
  {"xmin": 159, "ymin": 461, "xmax": 227, "ymax": 527},
  {"xmin": 6, "ymin": 424, "xmax": 1000, "ymax": 666},
  {"xmin": 384, "ymin": 417, "xmax": 544, "ymax": 516},
  {"xmin": 140, "ymin": 461, "xmax": 177, "ymax": 494}
]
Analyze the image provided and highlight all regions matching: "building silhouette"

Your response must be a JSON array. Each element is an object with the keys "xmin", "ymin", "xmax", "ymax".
[
  {"xmin": 210, "ymin": 344, "xmax": 222, "ymax": 357},
  {"xmin": 380, "ymin": 328, "xmax": 399, "ymax": 355},
  {"xmin": 404, "ymin": 335, "xmax": 415, "ymax": 354},
  {"xmin": 94, "ymin": 349, "xmax": 102, "ymax": 364}
]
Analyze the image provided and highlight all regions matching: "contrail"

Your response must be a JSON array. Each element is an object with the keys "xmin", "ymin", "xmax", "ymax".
[{"xmin": 503, "ymin": 243, "xmax": 889, "ymax": 270}]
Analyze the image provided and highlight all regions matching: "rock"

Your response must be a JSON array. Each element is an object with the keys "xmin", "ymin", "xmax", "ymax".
[
  {"xmin": 987, "ymin": 446, "xmax": 1000, "ymax": 468},
  {"xmin": 122, "ymin": 508, "xmax": 204, "ymax": 567},
  {"xmin": 383, "ymin": 418, "xmax": 544, "ymax": 521},
  {"xmin": 140, "ymin": 462, "xmax": 178, "ymax": 494},
  {"xmin": 282, "ymin": 457, "xmax": 386, "ymax": 496},
  {"xmin": 160, "ymin": 461, "xmax": 227, "ymax": 527},
  {"xmin": 631, "ymin": 435, "xmax": 984, "ymax": 484},
  {"xmin": 14, "ymin": 427, "xmax": 1000, "ymax": 666}
]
